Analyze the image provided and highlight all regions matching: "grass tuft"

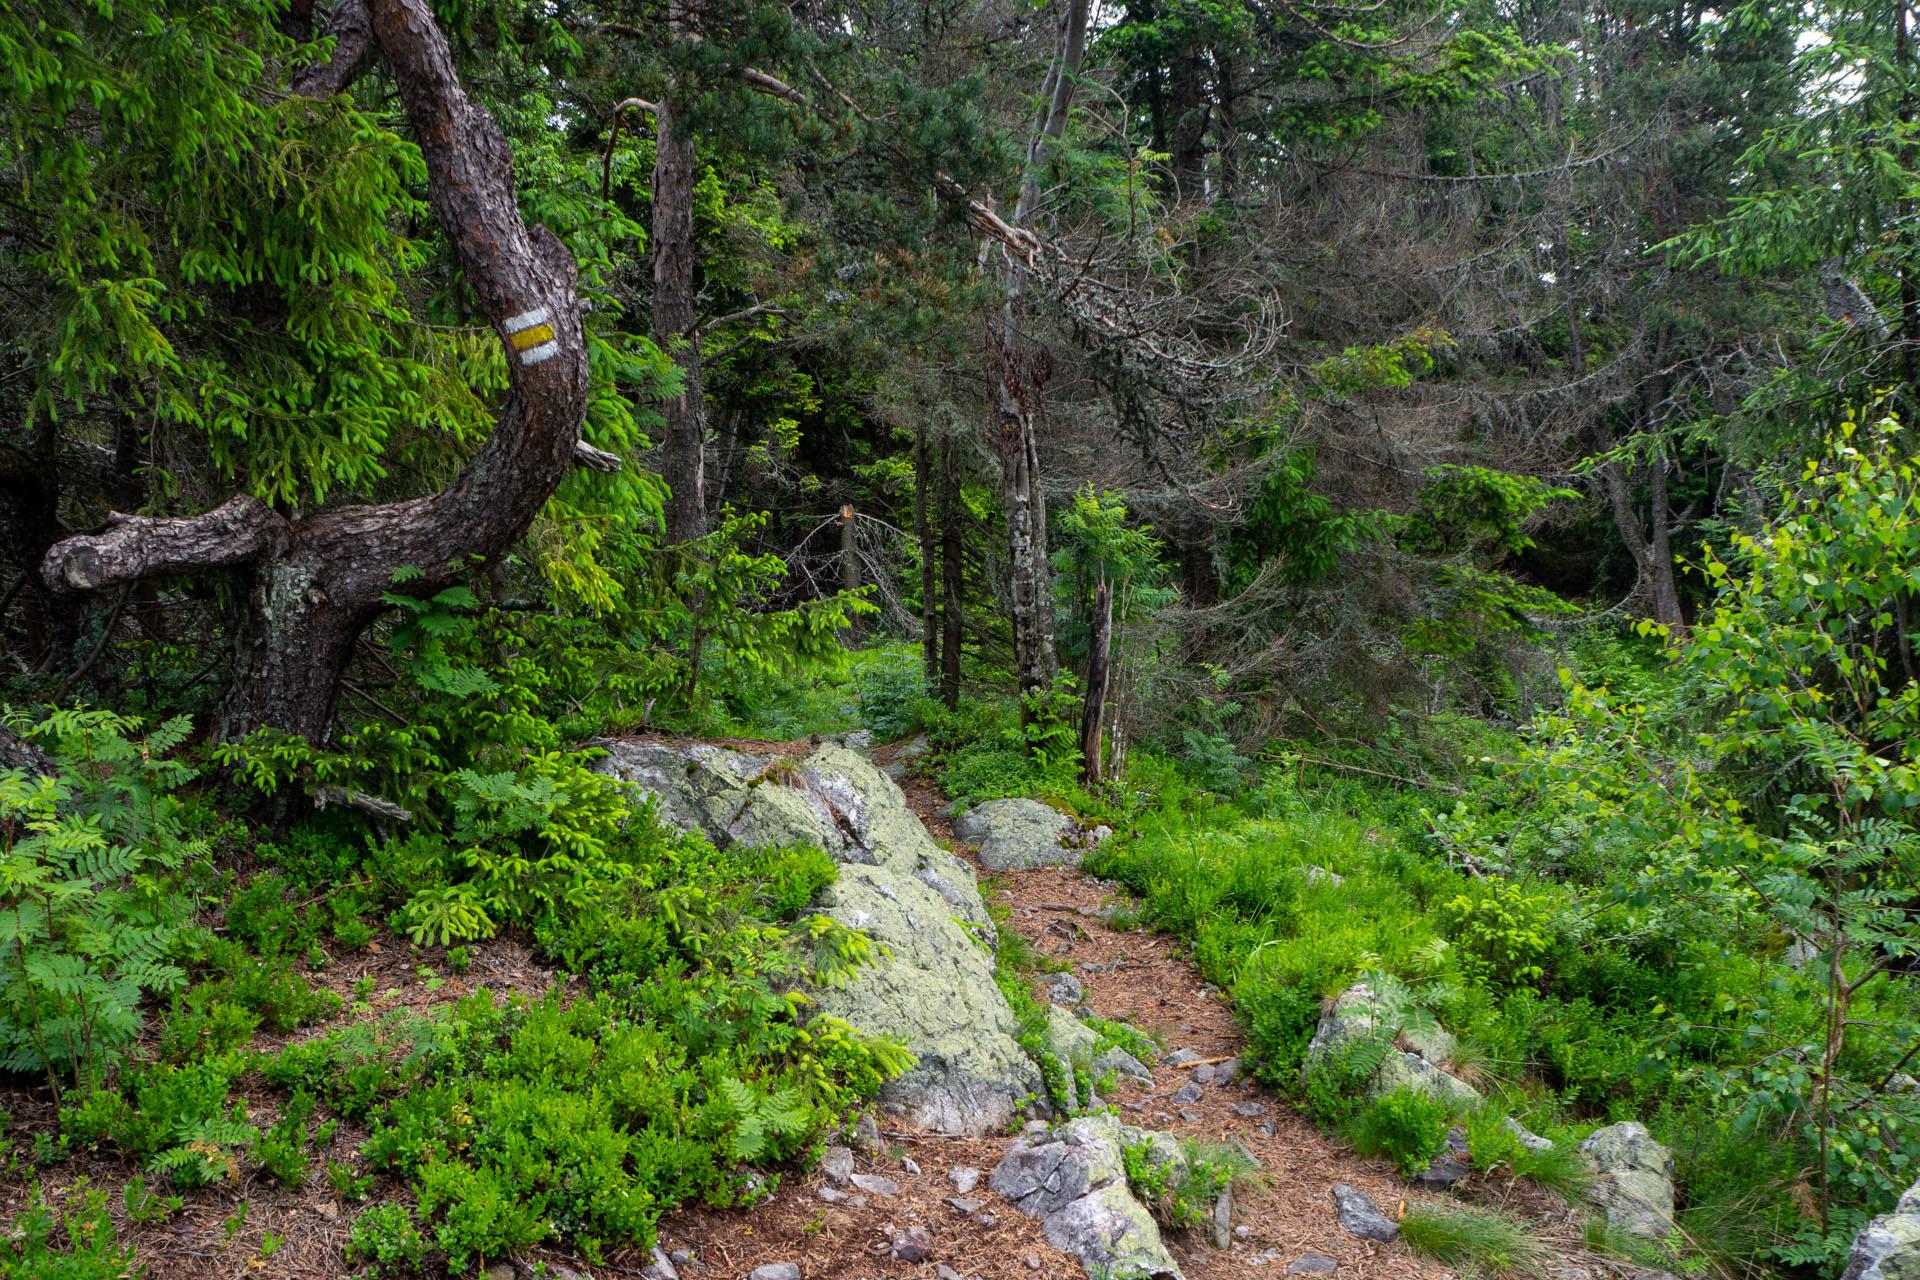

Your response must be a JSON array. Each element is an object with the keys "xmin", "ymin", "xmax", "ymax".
[{"xmin": 1399, "ymin": 1204, "xmax": 1551, "ymax": 1278}]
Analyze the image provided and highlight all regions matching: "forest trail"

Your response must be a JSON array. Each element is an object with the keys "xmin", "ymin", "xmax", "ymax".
[{"xmin": 649, "ymin": 744, "xmax": 1591, "ymax": 1280}]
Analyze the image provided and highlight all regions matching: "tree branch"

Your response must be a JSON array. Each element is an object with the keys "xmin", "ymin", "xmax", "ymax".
[
  {"xmin": 572, "ymin": 439, "xmax": 624, "ymax": 473},
  {"xmin": 290, "ymin": 0, "xmax": 374, "ymax": 98},
  {"xmin": 42, "ymin": 496, "xmax": 287, "ymax": 597}
]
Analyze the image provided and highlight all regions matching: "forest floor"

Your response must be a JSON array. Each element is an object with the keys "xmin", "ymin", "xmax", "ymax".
[{"xmin": 0, "ymin": 736, "xmax": 1600, "ymax": 1280}]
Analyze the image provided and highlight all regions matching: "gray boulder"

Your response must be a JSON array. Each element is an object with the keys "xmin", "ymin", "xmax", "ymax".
[
  {"xmin": 1843, "ymin": 1179, "xmax": 1920, "ymax": 1280},
  {"xmin": 1416, "ymin": 1126, "xmax": 1473, "ymax": 1188},
  {"xmin": 1369, "ymin": 1049, "xmax": 1482, "ymax": 1110},
  {"xmin": 1578, "ymin": 1121, "xmax": 1675, "ymax": 1237},
  {"xmin": 1307, "ymin": 983, "xmax": 1457, "ymax": 1068},
  {"xmin": 1303, "ymin": 982, "xmax": 1480, "ymax": 1112},
  {"xmin": 1094, "ymin": 1044, "xmax": 1153, "ymax": 1082},
  {"xmin": 991, "ymin": 1114, "xmax": 1185, "ymax": 1279},
  {"xmin": 594, "ymin": 739, "xmax": 1041, "ymax": 1134},
  {"xmin": 952, "ymin": 798, "xmax": 1076, "ymax": 870},
  {"xmin": 1043, "ymin": 971, "xmax": 1085, "ymax": 1006}
]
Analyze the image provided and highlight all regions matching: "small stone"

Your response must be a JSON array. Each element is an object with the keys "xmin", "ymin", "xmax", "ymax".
[
  {"xmin": 938, "ymin": 1267, "xmax": 966, "ymax": 1280},
  {"xmin": 850, "ymin": 1173, "xmax": 899, "ymax": 1196},
  {"xmin": 1162, "ymin": 1047, "xmax": 1203, "ymax": 1067},
  {"xmin": 1288, "ymin": 1255, "xmax": 1339, "ymax": 1274},
  {"xmin": 1179, "ymin": 1109, "xmax": 1203, "ymax": 1121},
  {"xmin": 819, "ymin": 1186, "xmax": 853, "ymax": 1203},
  {"xmin": 485, "ymin": 1266, "xmax": 515, "ymax": 1280},
  {"xmin": 1259, "ymin": 1122, "xmax": 1274, "ymax": 1137},
  {"xmin": 750, "ymin": 1266, "xmax": 801, "ymax": 1280},
  {"xmin": 643, "ymin": 1246, "xmax": 680, "ymax": 1280},
  {"xmin": 949, "ymin": 1165, "xmax": 981, "ymax": 1193},
  {"xmin": 1173, "ymin": 1081, "xmax": 1205, "ymax": 1105},
  {"xmin": 856, "ymin": 1113, "xmax": 883, "ymax": 1153},
  {"xmin": 973, "ymin": 1211, "xmax": 997, "ymax": 1227},
  {"xmin": 1502, "ymin": 1115, "xmax": 1554, "ymax": 1151},
  {"xmin": 1234, "ymin": 1224, "xmax": 1250, "ymax": 1241},
  {"xmin": 945, "ymin": 1197, "xmax": 983, "ymax": 1212},
  {"xmin": 1023, "ymin": 1119, "xmax": 1050, "ymax": 1135},
  {"xmin": 1213, "ymin": 1187, "xmax": 1234, "ymax": 1249},
  {"xmin": 1025, "ymin": 1253, "xmax": 1042, "ymax": 1270},
  {"xmin": 1416, "ymin": 1126, "xmax": 1472, "ymax": 1189},
  {"xmin": 891, "ymin": 1226, "xmax": 933, "ymax": 1262},
  {"xmin": 1043, "ymin": 972, "xmax": 1085, "ymax": 1005},
  {"xmin": 1331, "ymin": 1185, "xmax": 1398, "ymax": 1242},
  {"xmin": 1216, "ymin": 1057, "xmax": 1242, "ymax": 1083},
  {"xmin": 669, "ymin": 1250, "xmax": 696, "ymax": 1267},
  {"xmin": 821, "ymin": 1145, "xmax": 854, "ymax": 1185},
  {"xmin": 1191, "ymin": 1063, "xmax": 1217, "ymax": 1085},
  {"xmin": 1232, "ymin": 1101, "xmax": 1267, "ymax": 1118},
  {"xmin": 902, "ymin": 1157, "xmax": 922, "ymax": 1175}
]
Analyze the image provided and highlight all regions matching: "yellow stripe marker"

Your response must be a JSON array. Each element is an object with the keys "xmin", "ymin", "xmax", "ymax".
[{"xmin": 502, "ymin": 306, "xmax": 560, "ymax": 366}]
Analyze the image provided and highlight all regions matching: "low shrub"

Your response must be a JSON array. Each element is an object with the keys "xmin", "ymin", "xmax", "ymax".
[{"xmin": 1351, "ymin": 1085, "xmax": 1453, "ymax": 1178}]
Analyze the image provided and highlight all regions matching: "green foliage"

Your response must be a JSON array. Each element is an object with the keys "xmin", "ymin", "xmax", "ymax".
[
  {"xmin": 1225, "ymin": 449, "xmax": 1379, "ymax": 590},
  {"xmin": 1351, "ymin": 1085, "xmax": 1453, "ymax": 1178},
  {"xmin": 346, "ymin": 1203, "xmax": 427, "ymax": 1275},
  {"xmin": 1438, "ymin": 879, "xmax": 1560, "ymax": 987},
  {"xmin": 0, "ymin": 1183, "xmax": 139, "ymax": 1280},
  {"xmin": 65, "ymin": 1055, "xmax": 254, "ymax": 1189},
  {"xmin": 0, "ymin": 708, "xmax": 201, "ymax": 1091},
  {"xmin": 1401, "ymin": 466, "xmax": 1579, "ymax": 559},
  {"xmin": 1123, "ymin": 1136, "xmax": 1259, "ymax": 1230}
]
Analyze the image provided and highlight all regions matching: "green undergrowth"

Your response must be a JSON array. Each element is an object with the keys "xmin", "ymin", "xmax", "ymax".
[
  {"xmin": 4, "ymin": 708, "xmax": 910, "ymax": 1275},
  {"xmin": 1082, "ymin": 751, "xmax": 1918, "ymax": 1275}
]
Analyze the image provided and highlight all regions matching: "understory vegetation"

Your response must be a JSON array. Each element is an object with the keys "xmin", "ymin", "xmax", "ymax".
[{"xmin": 7, "ymin": 0, "xmax": 1920, "ymax": 1275}]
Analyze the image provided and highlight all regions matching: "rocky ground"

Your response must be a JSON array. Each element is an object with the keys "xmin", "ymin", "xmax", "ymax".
[
  {"xmin": 0, "ymin": 733, "xmax": 1635, "ymax": 1280},
  {"xmin": 637, "ymin": 748, "xmax": 1588, "ymax": 1280}
]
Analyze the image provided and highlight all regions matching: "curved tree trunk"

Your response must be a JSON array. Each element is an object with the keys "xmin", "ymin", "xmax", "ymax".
[{"xmin": 41, "ymin": 0, "xmax": 591, "ymax": 746}]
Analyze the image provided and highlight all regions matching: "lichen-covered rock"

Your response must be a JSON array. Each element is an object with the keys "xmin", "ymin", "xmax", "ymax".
[
  {"xmin": 1578, "ymin": 1121, "xmax": 1675, "ymax": 1238},
  {"xmin": 1842, "ymin": 1177, "xmax": 1920, "ymax": 1280},
  {"xmin": 1368, "ymin": 1049, "xmax": 1482, "ymax": 1110},
  {"xmin": 593, "ymin": 739, "xmax": 1039, "ymax": 1134},
  {"xmin": 1504, "ymin": 1116, "xmax": 1554, "ymax": 1151},
  {"xmin": 1048, "ymin": 1005, "xmax": 1101, "ymax": 1060},
  {"xmin": 991, "ymin": 1115, "xmax": 1184, "ymax": 1280},
  {"xmin": 1302, "ymin": 982, "xmax": 1481, "ymax": 1115},
  {"xmin": 952, "ymin": 798, "xmax": 1076, "ymax": 870},
  {"xmin": 1307, "ymin": 983, "xmax": 1457, "ymax": 1068},
  {"xmin": 1095, "ymin": 1044, "xmax": 1153, "ymax": 1082}
]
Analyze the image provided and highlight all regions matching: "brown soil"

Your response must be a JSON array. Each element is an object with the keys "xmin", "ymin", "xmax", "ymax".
[{"xmin": 0, "ymin": 736, "xmax": 1598, "ymax": 1280}]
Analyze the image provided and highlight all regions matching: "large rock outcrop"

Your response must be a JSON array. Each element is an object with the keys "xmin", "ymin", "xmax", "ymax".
[
  {"xmin": 1578, "ymin": 1121, "xmax": 1675, "ymax": 1238},
  {"xmin": 1844, "ymin": 1177, "xmax": 1920, "ymax": 1280},
  {"xmin": 990, "ymin": 1115, "xmax": 1185, "ymax": 1279},
  {"xmin": 594, "ymin": 739, "xmax": 1041, "ymax": 1134}
]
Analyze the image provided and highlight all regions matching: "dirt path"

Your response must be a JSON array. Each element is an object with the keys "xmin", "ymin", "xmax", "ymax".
[{"xmin": 646, "ymin": 771, "xmax": 1458, "ymax": 1280}]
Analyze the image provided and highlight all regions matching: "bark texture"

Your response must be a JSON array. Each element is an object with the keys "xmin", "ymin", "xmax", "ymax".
[
  {"xmin": 1079, "ymin": 572, "xmax": 1112, "ymax": 782},
  {"xmin": 940, "ymin": 438, "xmax": 964, "ymax": 709},
  {"xmin": 40, "ymin": 0, "xmax": 589, "ymax": 745},
  {"xmin": 1600, "ymin": 453, "xmax": 1685, "ymax": 629},
  {"xmin": 987, "ymin": 0, "xmax": 1088, "ymax": 706},
  {"xmin": 653, "ymin": 93, "xmax": 707, "ymax": 543}
]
